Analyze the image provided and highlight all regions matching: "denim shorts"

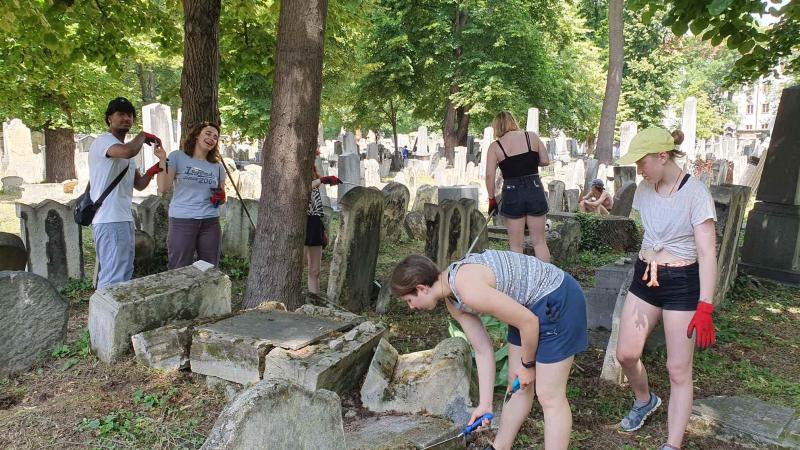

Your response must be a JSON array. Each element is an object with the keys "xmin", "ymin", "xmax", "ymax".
[
  {"xmin": 629, "ymin": 258, "xmax": 700, "ymax": 311},
  {"xmin": 501, "ymin": 174, "xmax": 548, "ymax": 219},
  {"xmin": 507, "ymin": 274, "xmax": 589, "ymax": 364}
]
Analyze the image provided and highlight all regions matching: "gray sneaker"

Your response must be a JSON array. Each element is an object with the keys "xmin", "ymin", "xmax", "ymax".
[{"xmin": 619, "ymin": 392, "xmax": 662, "ymax": 432}]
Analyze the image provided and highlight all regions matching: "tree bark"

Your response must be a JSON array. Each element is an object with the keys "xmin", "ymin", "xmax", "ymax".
[
  {"xmin": 595, "ymin": 0, "xmax": 624, "ymax": 165},
  {"xmin": 180, "ymin": 0, "xmax": 221, "ymax": 135},
  {"xmin": 44, "ymin": 126, "xmax": 76, "ymax": 183},
  {"xmin": 442, "ymin": 7, "xmax": 469, "ymax": 166},
  {"xmin": 135, "ymin": 63, "xmax": 157, "ymax": 104},
  {"xmin": 243, "ymin": 0, "xmax": 328, "ymax": 310}
]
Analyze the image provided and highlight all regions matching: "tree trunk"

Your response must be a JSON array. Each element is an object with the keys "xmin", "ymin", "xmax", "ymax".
[
  {"xmin": 44, "ymin": 126, "xmax": 76, "ymax": 183},
  {"xmin": 390, "ymin": 98, "xmax": 398, "ymax": 156},
  {"xmin": 135, "ymin": 63, "xmax": 157, "ymax": 104},
  {"xmin": 244, "ymin": 0, "xmax": 328, "ymax": 310},
  {"xmin": 442, "ymin": 7, "xmax": 469, "ymax": 166},
  {"xmin": 595, "ymin": 0, "xmax": 623, "ymax": 165},
  {"xmin": 180, "ymin": 0, "xmax": 221, "ymax": 135}
]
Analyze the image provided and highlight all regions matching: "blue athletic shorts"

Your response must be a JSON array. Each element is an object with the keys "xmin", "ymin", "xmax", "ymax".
[{"xmin": 507, "ymin": 273, "xmax": 588, "ymax": 364}]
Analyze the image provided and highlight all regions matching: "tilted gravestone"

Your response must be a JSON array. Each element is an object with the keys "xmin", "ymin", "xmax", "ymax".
[
  {"xmin": 1, "ymin": 271, "xmax": 69, "ymax": 375},
  {"xmin": 16, "ymin": 199, "xmax": 84, "ymax": 288},
  {"xmin": 412, "ymin": 184, "xmax": 437, "ymax": 212},
  {"xmin": 610, "ymin": 181, "xmax": 637, "ymax": 217},
  {"xmin": 613, "ymin": 165, "xmax": 636, "ymax": 194},
  {"xmin": 711, "ymin": 184, "xmax": 750, "ymax": 305},
  {"xmin": 381, "ymin": 182, "xmax": 410, "ymax": 244},
  {"xmin": 0, "ymin": 232, "xmax": 27, "ymax": 270},
  {"xmin": 327, "ymin": 187, "xmax": 383, "ymax": 313}
]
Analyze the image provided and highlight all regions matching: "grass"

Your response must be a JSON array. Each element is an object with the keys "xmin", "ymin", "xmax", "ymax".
[{"xmin": 2, "ymin": 206, "xmax": 798, "ymax": 449}]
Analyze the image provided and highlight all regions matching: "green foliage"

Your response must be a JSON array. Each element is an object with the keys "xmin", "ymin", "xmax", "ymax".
[
  {"xmin": 58, "ymin": 278, "xmax": 94, "ymax": 303},
  {"xmin": 448, "ymin": 315, "xmax": 510, "ymax": 391},
  {"xmin": 132, "ymin": 387, "xmax": 177, "ymax": 409},
  {"xmin": 51, "ymin": 329, "xmax": 91, "ymax": 360},
  {"xmin": 630, "ymin": 0, "xmax": 800, "ymax": 84},
  {"xmin": 574, "ymin": 213, "xmax": 612, "ymax": 253},
  {"xmin": 219, "ymin": 255, "xmax": 250, "ymax": 280}
]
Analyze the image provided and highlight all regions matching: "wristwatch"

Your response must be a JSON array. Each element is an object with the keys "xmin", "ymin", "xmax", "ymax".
[{"xmin": 521, "ymin": 358, "xmax": 535, "ymax": 369}]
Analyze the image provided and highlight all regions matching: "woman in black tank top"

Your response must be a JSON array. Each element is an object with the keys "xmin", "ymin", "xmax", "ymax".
[{"xmin": 485, "ymin": 111, "xmax": 552, "ymax": 261}]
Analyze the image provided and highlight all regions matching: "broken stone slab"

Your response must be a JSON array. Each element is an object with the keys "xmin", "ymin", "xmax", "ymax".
[
  {"xmin": 294, "ymin": 303, "xmax": 363, "ymax": 326},
  {"xmin": 361, "ymin": 337, "xmax": 474, "ymax": 423},
  {"xmin": 585, "ymin": 260, "xmax": 636, "ymax": 330},
  {"xmin": 200, "ymin": 379, "xmax": 346, "ymax": 450},
  {"xmin": 345, "ymin": 415, "xmax": 462, "ymax": 450},
  {"xmin": 599, "ymin": 270, "xmax": 634, "ymax": 384},
  {"xmin": 689, "ymin": 396, "xmax": 799, "ymax": 449},
  {"xmin": 263, "ymin": 321, "xmax": 387, "ymax": 396},
  {"xmin": 190, "ymin": 309, "xmax": 359, "ymax": 385},
  {"xmin": 206, "ymin": 375, "xmax": 243, "ymax": 402},
  {"xmin": 1, "ymin": 271, "xmax": 69, "ymax": 375},
  {"xmin": 132, "ymin": 321, "xmax": 192, "ymax": 371},
  {"xmin": 88, "ymin": 260, "xmax": 232, "ymax": 363}
]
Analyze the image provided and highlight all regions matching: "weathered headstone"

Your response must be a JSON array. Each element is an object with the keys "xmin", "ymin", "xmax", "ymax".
[
  {"xmin": 416, "ymin": 126, "xmax": 429, "ymax": 156},
  {"xmin": 599, "ymin": 270, "xmax": 635, "ymax": 383},
  {"xmin": 437, "ymin": 185, "xmax": 479, "ymax": 205},
  {"xmin": 526, "ymin": 107, "xmax": 539, "ymax": 133},
  {"xmin": 2, "ymin": 119, "xmax": 44, "ymax": 183},
  {"xmin": 16, "ymin": 199, "xmax": 83, "ymax": 288},
  {"xmin": 618, "ymin": 121, "xmax": 638, "ymax": 160},
  {"xmin": 688, "ymin": 396, "xmax": 799, "ymax": 449},
  {"xmin": 221, "ymin": 197, "xmax": 259, "ymax": 259},
  {"xmin": 0, "ymin": 232, "xmax": 26, "ymax": 270},
  {"xmin": 200, "ymin": 379, "xmax": 346, "ymax": 450},
  {"xmin": 0, "ymin": 271, "xmax": 69, "ymax": 375},
  {"xmin": 141, "ymin": 103, "xmax": 175, "ymax": 169},
  {"xmin": 413, "ymin": 185, "xmax": 437, "ymax": 212},
  {"xmin": 327, "ymin": 187, "xmax": 383, "ymax": 312},
  {"xmin": 564, "ymin": 189, "xmax": 580, "ymax": 213},
  {"xmin": 613, "ymin": 166, "xmax": 637, "ymax": 194},
  {"xmin": 467, "ymin": 208, "xmax": 488, "ymax": 254},
  {"xmin": 361, "ymin": 337, "xmax": 474, "ymax": 423},
  {"xmin": 712, "ymin": 159, "xmax": 729, "ymax": 185},
  {"xmin": 381, "ymin": 182, "xmax": 410, "ymax": 244},
  {"xmin": 132, "ymin": 321, "xmax": 194, "ymax": 371},
  {"xmin": 547, "ymin": 180, "xmax": 566, "ymax": 213},
  {"xmin": 342, "ymin": 132, "xmax": 358, "ymax": 155},
  {"xmin": 236, "ymin": 164, "xmax": 262, "ymax": 199},
  {"xmin": 345, "ymin": 415, "xmax": 461, "ymax": 450},
  {"xmin": 585, "ymin": 260, "xmax": 635, "ymax": 330},
  {"xmin": 403, "ymin": 211, "xmax": 426, "ymax": 241},
  {"xmin": 711, "ymin": 184, "xmax": 750, "ymax": 305},
  {"xmin": 739, "ymin": 86, "xmax": 800, "ymax": 284},
  {"xmin": 584, "ymin": 158, "xmax": 600, "ymax": 192},
  {"xmin": 363, "ymin": 159, "xmax": 381, "ymax": 187},
  {"xmin": 132, "ymin": 195, "xmax": 170, "ymax": 255},
  {"xmin": 454, "ymin": 146, "xmax": 467, "ymax": 184},
  {"xmin": 89, "ymin": 260, "xmax": 232, "ymax": 362},
  {"xmin": 610, "ymin": 181, "xmax": 637, "ymax": 217},
  {"xmin": 1, "ymin": 176, "xmax": 24, "ymax": 193},
  {"xmin": 366, "ymin": 143, "xmax": 380, "ymax": 161},
  {"xmin": 337, "ymin": 153, "xmax": 361, "ymax": 201}
]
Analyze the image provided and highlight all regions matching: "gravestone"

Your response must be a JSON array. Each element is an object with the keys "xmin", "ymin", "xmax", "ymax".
[
  {"xmin": 142, "ymin": 103, "xmax": 175, "ymax": 169},
  {"xmin": 236, "ymin": 164, "xmax": 262, "ymax": 199},
  {"xmin": 342, "ymin": 132, "xmax": 358, "ymax": 155},
  {"xmin": 468, "ymin": 208, "xmax": 489, "ymax": 253},
  {"xmin": 363, "ymin": 159, "xmax": 381, "ymax": 187},
  {"xmin": 613, "ymin": 166, "xmax": 637, "ymax": 194},
  {"xmin": 2, "ymin": 119, "xmax": 44, "ymax": 183},
  {"xmin": 381, "ymin": 182, "xmax": 410, "ymax": 244},
  {"xmin": 132, "ymin": 195, "xmax": 170, "ymax": 255},
  {"xmin": 16, "ymin": 199, "xmax": 83, "ymax": 288},
  {"xmin": 688, "ymin": 396, "xmax": 799, "ymax": 449},
  {"xmin": 610, "ymin": 181, "xmax": 636, "ymax": 217},
  {"xmin": 547, "ymin": 180, "xmax": 566, "ymax": 213},
  {"xmin": 390, "ymin": 148, "xmax": 404, "ymax": 172},
  {"xmin": 0, "ymin": 271, "xmax": 69, "ymax": 375},
  {"xmin": 585, "ymin": 260, "xmax": 636, "ymax": 330},
  {"xmin": 424, "ymin": 199, "xmax": 476, "ymax": 269},
  {"xmin": 584, "ymin": 158, "xmax": 600, "ymax": 192},
  {"xmin": 1, "ymin": 176, "xmax": 23, "ymax": 193},
  {"xmin": 739, "ymin": 86, "xmax": 800, "ymax": 284},
  {"xmin": 345, "ymin": 415, "xmax": 461, "ymax": 450},
  {"xmin": 76, "ymin": 135, "xmax": 95, "ymax": 153},
  {"xmin": 200, "ymin": 380, "xmax": 346, "ymax": 450},
  {"xmin": 327, "ymin": 187, "xmax": 383, "ymax": 312},
  {"xmin": 600, "ymin": 270, "xmax": 635, "ymax": 383},
  {"xmin": 366, "ymin": 143, "xmax": 380, "ymax": 161},
  {"xmin": 526, "ymin": 107, "xmax": 539, "ymax": 133},
  {"xmin": 89, "ymin": 260, "xmax": 232, "ymax": 363},
  {"xmin": 712, "ymin": 159, "xmax": 729, "ymax": 185},
  {"xmin": 478, "ymin": 126, "xmax": 494, "ymax": 176},
  {"xmin": 221, "ymin": 197, "xmax": 258, "ymax": 259},
  {"xmin": 711, "ymin": 184, "xmax": 750, "ymax": 305},
  {"xmin": 681, "ymin": 97, "xmax": 697, "ymax": 160},
  {"xmin": 413, "ymin": 184, "xmax": 437, "ymax": 212},
  {"xmin": 564, "ymin": 189, "xmax": 580, "ymax": 213},
  {"xmin": 570, "ymin": 159, "xmax": 585, "ymax": 190},
  {"xmin": 0, "ymin": 232, "xmax": 26, "ymax": 270},
  {"xmin": 454, "ymin": 146, "xmax": 467, "ymax": 184},
  {"xmin": 334, "ymin": 140, "xmax": 343, "ymax": 156},
  {"xmin": 437, "ymin": 185, "xmax": 479, "ymax": 205},
  {"xmin": 338, "ymin": 153, "xmax": 361, "ymax": 201},
  {"xmin": 416, "ymin": 126, "xmax": 429, "ymax": 156},
  {"xmin": 619, "ymin": 121, "xmax": 638, "ymax": 160},
  {"xmin": 465, "ymin": 161, "xmax": 478, "ymax": 182},
  {"xmin": 567, "ymin": 139, "xmax": 579, "ymax": 158},
  {"xmin": 403, "ymin": 211, "xmax": 427, "ymax": 241}
]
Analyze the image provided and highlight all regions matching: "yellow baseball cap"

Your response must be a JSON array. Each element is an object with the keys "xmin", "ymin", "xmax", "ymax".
[{"xmin": 616, "ymin": 127, "xmax": 677, "ymax": 165}]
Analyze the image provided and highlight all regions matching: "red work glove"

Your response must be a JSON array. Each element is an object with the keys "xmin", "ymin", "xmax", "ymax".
[
  {"xmin": 319, "ymin": 175, "xmax": 342, "ymax": 185},
  {"xmin": 145, "ymin": 163, "xmax": 162, "ymax": 177},
  {"xmin": 687, "ymin": 301, "xmax": 715, "ymax": 350},
  {"xmin": 488, "ymin": 198, "xmax": 498, "ymax": 216},
  {"xmin": 210, "ymin": 188, "xmax": 226, "ymax": 207},
  {"xmin": 143, "ymin": 132, "xmax": 162, "ymax": 146}
]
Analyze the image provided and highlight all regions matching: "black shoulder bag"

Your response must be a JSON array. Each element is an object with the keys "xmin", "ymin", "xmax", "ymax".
[{"xmin": 73, "ymin": 168, "xmax": 128, "ymax": 226}]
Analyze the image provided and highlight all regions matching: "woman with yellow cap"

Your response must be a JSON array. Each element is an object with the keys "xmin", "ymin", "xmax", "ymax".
[{"xmin": 613, "ymin": 128, "xmax": 718, "ymax": 450}]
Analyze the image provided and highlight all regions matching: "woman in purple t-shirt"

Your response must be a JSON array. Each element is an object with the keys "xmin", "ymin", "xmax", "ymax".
[{"xmin": 155, "ymin": 122, "xmax": 227, "ymax": 269}]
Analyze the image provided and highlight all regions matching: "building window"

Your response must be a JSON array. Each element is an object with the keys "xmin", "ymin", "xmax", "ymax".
[
  {"xmin": 747, "ymin": 104, "xmax": 754, "ymax": 114},
  {"xmin": 761, "ymin": 122, "xmax": 769, "ymax": 129},
  {"xmin": 762, "ymin": 103, "xmax": 770, "ymax": 113},
  {"xmin": 746, "ymin": 124, "xmax": 753, "ymax": 130}
]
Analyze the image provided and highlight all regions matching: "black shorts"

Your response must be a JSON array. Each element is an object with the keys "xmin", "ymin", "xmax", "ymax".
[
  {"xmin": 501, "ymin": 174, "xmax": 548, "ymax": 219},
  {"xmin": 305, "ymin": 215, "xmax": 326, "ymax": 247},
  {"xmin": 629, "ymin": 258, "xmax": 700, "ymax": 311}
]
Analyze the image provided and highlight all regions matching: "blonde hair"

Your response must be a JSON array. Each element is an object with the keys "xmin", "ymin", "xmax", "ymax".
[{"xmin": 492, "ymin": 111, "xmax": 520, "ymax": 139}]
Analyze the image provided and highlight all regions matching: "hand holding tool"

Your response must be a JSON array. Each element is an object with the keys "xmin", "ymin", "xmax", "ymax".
[{"xmin": 420, "ymin": 413, "xmax": 494, "ymax": 449}]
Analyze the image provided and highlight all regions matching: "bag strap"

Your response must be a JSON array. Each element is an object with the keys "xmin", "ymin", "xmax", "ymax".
[{"xmin": 95, "ymin": 166, "xmax": 128, "ymax": 205}]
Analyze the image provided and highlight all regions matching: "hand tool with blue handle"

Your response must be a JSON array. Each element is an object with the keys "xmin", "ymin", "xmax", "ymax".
[
  {"xmin": 502, "ymin": 377, "xmax": 521, "ymax": 407},
  {"xmin": 420, "ymin": 413, "xmax": 494, "ymax": 449}
]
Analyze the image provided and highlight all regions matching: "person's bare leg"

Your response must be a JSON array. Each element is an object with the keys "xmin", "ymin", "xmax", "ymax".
[
  {"xmin": 597, "ymin": 204, "xmax": 610, "ymax": 216},
  {"xmin": 505, "ymin": 217, "xmax": 526, "ymax": 254},
  {"xmin": 579, "ymin": 200, "xmax": 588, "ymax": 212},
  {"xmin": 663, "ymin": 309, "xmax": 696, "ymax": 448},
  {"xmin": 305, "ymin": 245, "xmax": 322, "ymax": 294},
  {"xmin": 536, "ymin": 356, "xmax": 574, "ymax": 450},
  {"xmin": 616, "ymin": 293, "xmax": 662, "ymax": 403},
  {"xmin": 526, "ymin": 214, "xmax": 551, "ymax": 263},
  {"xmin": 493, "ymin": 344, "xmax": 535, "ymax": 450}
]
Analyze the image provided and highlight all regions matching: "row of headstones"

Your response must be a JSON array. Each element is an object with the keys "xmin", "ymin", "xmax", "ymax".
[{"xmin": 8, "ymin": 195, "xmax": 170, "ymax": 289}]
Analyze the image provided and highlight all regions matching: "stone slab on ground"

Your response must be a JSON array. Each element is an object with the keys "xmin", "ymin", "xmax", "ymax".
[
  {"xmin": 200, "ymin": 379, "xmax": 346, "ymax": 450},
  {"xmin": 263, "ymin": 321, "xmax": 387, "ymax": 396},
  {"xmin": 89, "ymin": 261, "xmax": 232, "ymax": 363},
  {"xmin": 0, "ymin": 271, "xmax": 69, "ymax": 375},
  {"xmin": 131, "ymin": 321, "xmax": 192, "ymax": 371},
  {"xmin": 345, "ymin": 415, "xmax": 462, "ymax": 450},
  {"xmin": 361, "ymin": 337, "xmax": 474, "ymax": 423},
  {"xmin": 689, "ymin": 396, "xmax": 799, "ymax": 449}
]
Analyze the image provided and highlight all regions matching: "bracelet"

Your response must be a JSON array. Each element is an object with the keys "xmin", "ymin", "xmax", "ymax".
[{"xmin": 521, "ymin": 358, "xmax": 535, "ymax": 369}]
